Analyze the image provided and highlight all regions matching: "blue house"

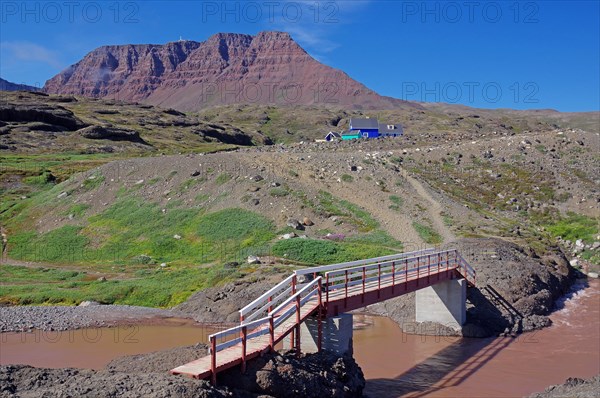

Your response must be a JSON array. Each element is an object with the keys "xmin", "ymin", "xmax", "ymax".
[{"xmin": 349, "ymin": 118, "xmax": 380, "ymax": 138}]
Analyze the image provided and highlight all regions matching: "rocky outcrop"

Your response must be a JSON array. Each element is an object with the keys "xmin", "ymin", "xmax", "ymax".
[
  {"xmin": 365, "ymin": 238, "xmax": 578, "ymax": 337},
  {"xmin": 218, "ymin": 350, "xmax": 365, "ymax": 398},
  {"xmin": 197, "ymin": 124, "xmax": 274, "ymax": 146},
  {"xmin": 77, "ymin": 125, "xmax": 149, "ymax": 144},
  {"xmin": 44, "ymin": 31, "xmax": 418, "ymax": 111},
  {"xmin": 0, "ymin": 103, "xmax": 87, "ymax": 131}
]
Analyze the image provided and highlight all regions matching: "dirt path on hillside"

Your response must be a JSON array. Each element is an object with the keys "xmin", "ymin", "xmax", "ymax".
[
  {"xmin": 258, "ymin": 152, "xmax": 426, "ymax": 246},
  {"xmin": 402, "ymin": 170, "xmax": 455, "ymax": 244}
]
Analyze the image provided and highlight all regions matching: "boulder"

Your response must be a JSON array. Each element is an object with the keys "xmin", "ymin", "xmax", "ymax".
[
  {"xmin": 247, "ymin": 255, "xmax": 261, "ymax": 265},
  {"xmin": 287, "ymin": 219, "xmax": 304, "ymax": 230},
  {"xmin": 78, "ymin": 301, "xmax": 100, "ymax": 307}
]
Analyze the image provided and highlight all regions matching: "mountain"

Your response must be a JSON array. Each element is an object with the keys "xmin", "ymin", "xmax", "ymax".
[
  {"xmin": 43, "ymin": 31, "xmax": 417, "ymax": 111},
  {"xmin": 0, "ymin": 78, "xmax": 40, "ymax": 92}
]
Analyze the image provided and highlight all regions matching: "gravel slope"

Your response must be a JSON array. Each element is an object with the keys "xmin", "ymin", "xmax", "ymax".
[{"xmin": 0, "ymin": 304, "xmax": 188, "ymax": 333}]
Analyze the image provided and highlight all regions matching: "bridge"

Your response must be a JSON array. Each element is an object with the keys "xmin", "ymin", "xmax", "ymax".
[{"xmin": 171, "ymin": 248, "xmax": 476, "ymax": 384}]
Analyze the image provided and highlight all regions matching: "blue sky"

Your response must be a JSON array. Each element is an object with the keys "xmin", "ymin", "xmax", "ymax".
[{"xmin": 1, "ymin": 0, "xmax": 598, "ymax": 111}]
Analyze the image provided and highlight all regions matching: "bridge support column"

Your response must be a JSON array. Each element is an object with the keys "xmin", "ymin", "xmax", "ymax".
[
  {"xmin": 415, "ymin": 278, "xmax": 466, "ymax": 330},
  {"xmin": 284, "ymin": 313, "xmax": 353, "ymax": 355}
]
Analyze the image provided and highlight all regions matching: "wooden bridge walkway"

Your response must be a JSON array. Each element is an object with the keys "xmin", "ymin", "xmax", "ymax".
[{"xmin": 171, "ymin": 248, "xmax": 476, "ymax": 383}]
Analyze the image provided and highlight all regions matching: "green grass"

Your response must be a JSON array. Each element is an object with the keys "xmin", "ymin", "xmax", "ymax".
[
  {"xmin": 341, "ymin": 174, "xmax": 354, "ymax": 182},
  {"xmin": 215, "ymin": 173, "xmax": 232, "ymax": 185},
  {"xmin": 178, "ymin": 177, "xmax": 205, "ymax": 192},
  {"xmin": 7, "ymin": 198, "xmax": 275, "ymax": 266},
  {"xmin": 271, "ymin": 238, "xmax": 395, "ymax": 265},
  {"xmin": 0, "ymin": 264, "xmax": 236, "ymax": 307},
  {"xmin": 546, "ymin": 212, "xmax": 598, "ymax": 243},
  {"xmin": 65, "ymin": 203, "xmax": 91, "ymax": 218},
  {"xmin": 313, "ymin": 191, "xmax": 379, "ymax": 232},
  {"xmin": 197, "ymin": 208, "xmax": 275, "ymax": 244},
  {"xmin": 270, "ymin": 187, "xmax": 290, "ymax": 197},
  {"xmin": 412, "ymin": 221, "xmax": 443, "ymax": 245},
  {"xmin": 345, "ymin": 230, "xmax": 403, "ymax": 249},
  {"xmin": 82, "ymin": 171, "xmax": 105, "ymax": 191},
  {"xmin": 22, "ymin": 171, "xmax": 55, "ymax": 186},
  {"xmin": 389, "ymin": 195, "xmax": 404, "ymax": 211},
  {"xmin": 442, "ymin": 213, "xmax": 454, "ymax": 227}
]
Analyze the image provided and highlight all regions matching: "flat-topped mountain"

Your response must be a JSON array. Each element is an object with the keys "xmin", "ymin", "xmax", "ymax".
[{"xmin": 44, "ymin": 31, "xmax": 416, "ymax": 111}]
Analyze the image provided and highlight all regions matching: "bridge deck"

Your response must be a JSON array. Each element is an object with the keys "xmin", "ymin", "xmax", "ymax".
[{"xmin": 171, "ymin": 297, "xmax": 320, "ymax": 378}]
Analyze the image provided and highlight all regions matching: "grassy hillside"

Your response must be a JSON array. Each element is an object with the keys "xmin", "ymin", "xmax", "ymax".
[{"xmin": 2, "ymin": 92, "xmax": 598, "ymax": 308}]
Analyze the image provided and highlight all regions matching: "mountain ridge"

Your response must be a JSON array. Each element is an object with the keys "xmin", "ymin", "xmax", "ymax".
[
  {"xmin": 43, "ymin": 31, "xmax": 418, "ymax": 111},
  {"xmin": 0, "ymin": 78, "xmax": 40, "ymax": 92}
]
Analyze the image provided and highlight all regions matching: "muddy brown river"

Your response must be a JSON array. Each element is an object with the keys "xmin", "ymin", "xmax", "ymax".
[
  {"xmin": 1, "ymin": 280, "xmax": 598, "ymax": 397},
  {"xmin": 354, "ymin": 279, "xmax": 600, "ymax": 397}
]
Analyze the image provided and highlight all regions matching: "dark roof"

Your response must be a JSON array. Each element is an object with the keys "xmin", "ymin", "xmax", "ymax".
[
  {"xmin": 378, "ymin": 123, "xmax": 403, "ymax": 133},
  {"xmin": 349, "ymin": 118, "xmax": 379, "ymax": 130}
]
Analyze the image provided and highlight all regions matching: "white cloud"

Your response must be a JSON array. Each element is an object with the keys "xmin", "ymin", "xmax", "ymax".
[
  {"xmin": 0, "ymin": 41, "xmax": 63, "ymax": 69},
  {"xmin": 285, "ymin": 24, "xmax": 339, "ymax": 53},
  {"xmin": 262, "ymin": 0, "xmax": 372, "ymax": 57}
]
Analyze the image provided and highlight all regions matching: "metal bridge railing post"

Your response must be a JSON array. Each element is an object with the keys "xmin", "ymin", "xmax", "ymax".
[
  {"xmin": 417, "ymin": 257, "xmax": 420, "ymax": 286},
  {"xmin": 362, "ymin": 267, "xmax": 366, "ymax": 303},
  {"xmin": 241, "ymin": 325, "xmax": 247, "ymax": 373},
  {"xmin": 290, "ymin": 274, "xmax": 297, "ymax": 351},
  {"xmin": 427, "ymin": 254, "xmax": 431, "ymax": 283},
  {"xmin": 269, "ymin": 316, "xmax": 274, "ymax": 352},
  {"xmin": 326, "ymin": 273, "xmax": 329, "ymax": 307},
  {"xmin": 392, "ymin": 261, "xmax": 396, "ymax": 294},
  {"xmin": 295, "ymin": 294, "xmax": 301, "ymax": 357},
  {"xmin": 378, "ymin": 263, "xmax": 381, "ymax": 299},
  {"xmin": 344, "ymin": 270, "xmax": 348, "ymax": 308},
  {"xmin": 210, "ymin": 335, "xmax": 217, "ymax": 385},
  {"xmin": 405, "ymin": 259, "xmax": 408, "ymax": 290},
  {"xmin": 318, "ymin": 278, "xmax": 323, "ymax": 352}
]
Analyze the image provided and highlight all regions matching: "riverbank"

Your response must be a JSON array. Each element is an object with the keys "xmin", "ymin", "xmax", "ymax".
[
  {"xmin": 529, "ymin": 375, "xmax": 600, "ymax": 398},
  {"xmin": 0, "ymin": 346, "xmax": 365, "ymax": 398},
  {"xmin": 0, "ymin": 303, "xmax": 194, "ymax": 333}
]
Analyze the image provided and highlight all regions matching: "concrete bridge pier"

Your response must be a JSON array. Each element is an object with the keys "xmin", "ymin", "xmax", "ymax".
[
  {"xmin": 415, "ymin": 278, "xmax": 466, "ymax": 331},
  {"xmin": 284, "ymin": 313, "xmax": 353, "ymax": 355}
]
